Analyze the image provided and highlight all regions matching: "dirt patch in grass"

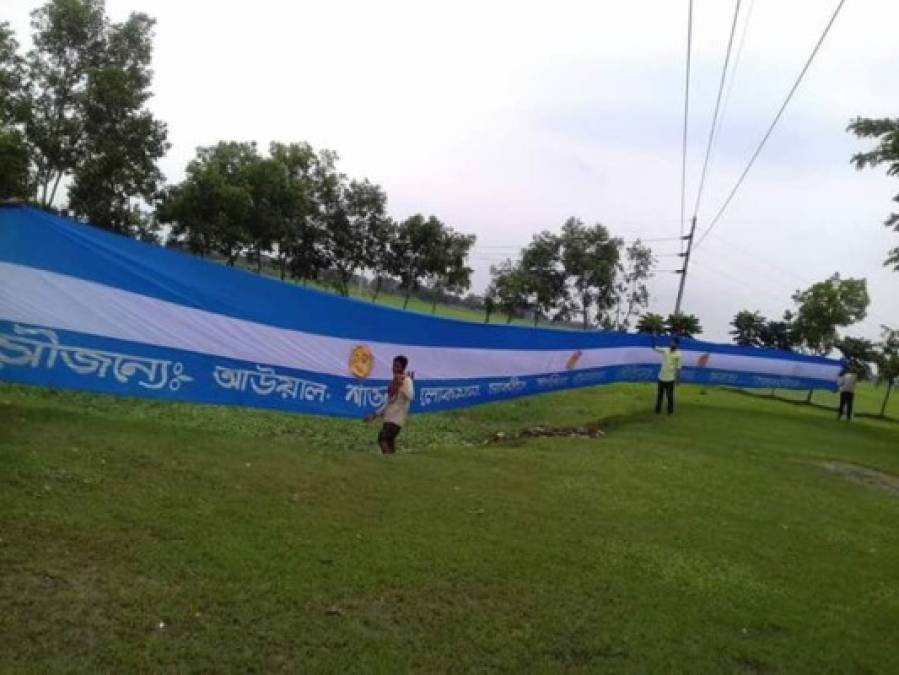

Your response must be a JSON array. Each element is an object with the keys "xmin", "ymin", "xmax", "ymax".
[
  {"xmin": 820, "ymin": 461, "xmax": 899, "ymax": 497},
  {"xmin": 489, "ymin": 422, "xmax": 606, "ymax": 445}
]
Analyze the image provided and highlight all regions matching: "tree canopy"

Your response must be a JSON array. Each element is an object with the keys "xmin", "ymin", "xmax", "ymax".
[
  {"xmin": 2, "ymin": 0, "xmax": 169, "ymax": 236},
  {"xmin": 791, "ymin": 274, "xmax": 869, "ymax": 356},
  {"xmin": 848, "ymin": 116, "xmax": 899, "ymax": 270}
]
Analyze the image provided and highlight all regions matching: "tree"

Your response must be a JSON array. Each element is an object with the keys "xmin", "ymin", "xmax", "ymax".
[
  {"xmin": 390, "ymin": 214, "xmax": 444, "ymax": 309},
  {"xmin": 427, "ymin": 228, "xmax": 476, "ymax": 313},
  {"xmin": 320, "ymin": 177, "xmax": 385, "ymax": 296},
  {"xmin": 0, "ymin": 22, "xmax": 26, "ymax": 126},
  {"xmin": 636, "ymin": 312, "xmax": 666, "ymax": 335},
  {"xmin": 66, "ymin": 11, "xmax": 169, "ymax": 237},
  {"xmin": 835, "ymin": 336, "xmax": 876, "ymax": 380},
  {"xmin": 25, "ymin": 0, "xmax": 106, "ymax": 207},
  {"xmin": 521, "ymin": 231, "xmax": 567, "ymax": 326},
  {"xmin": 873, "ymin": 326, "xmax": 899, "ymax": 417},
  {"xmin": 758, "ymin": 312, "xmax": 795, "ymax": 352},
  {"xmin": 558, "ymin": 218, "xmax": 621, "ymax": 329},
  {"xmin": 270, "ymin": 142, "xmax": 326, "ymax": 283},
  {"xmin": 730, "ymin": 310, "xmax": 766, "ymax": 347},
  {"xmin": 791, "ymin": 274, "xmax": 869, "ymax": 356},
  {"xmin": 0, "ymin": 128, "xmax": 31, "ymax": 200},
  {"xmin": 791, "ymin": 274, "xmax": 868, "ymax": 403},
  {"xmin": 241, "ymin": 156, "xmax": 292, "ymax": 273},
  {"xmin": 848, "ymin": 117, "xmax": 899, "ymax": 269},
  {"xmin": 158, "ymin": 141, "xmax": 258, "ymax": 264},
  {"xmin": 483, "ymin": 283, "xmax": 497, "ymax": 323},
  {"xmin": 20, "ymin": 0, "xmax": 168, "ymax": 222},
  {"xmin": 490, "ymin": 259, "xmax": 529, "ymax": 323},
  {"xmin": 611, "ymin": 239, "xmax": 655, "ymax": 331},
  {"xmin": 366, "ymin": 216, "xmax": 396, "ymax": 301},
  {"xmin": 666, "ymin": 313, "xmax": 702, "ymax": 338},
  {"xmin": 0, "ymin": 23, "xmax": 31, "ymax": 199}
]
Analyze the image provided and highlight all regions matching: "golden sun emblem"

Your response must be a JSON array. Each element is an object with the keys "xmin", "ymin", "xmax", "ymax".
[
  {"xmin": 566, "ymin": 350, "xmax": 583, "ymax": 370},
  {"xmin": 349, "ymin": 345, "xmax": 374, "ymax": 379},
  {"xmin": 697, "ymin": 353, "xmax": 711, "ymax": 368}
]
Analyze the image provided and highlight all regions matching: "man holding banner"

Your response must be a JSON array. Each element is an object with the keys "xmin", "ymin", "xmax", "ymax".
[
  {"xmin": 652, "ymin": 337, "xmax": 683, "ymax": 415},
  {"xmin": 365, "ymin": 356, "xmax": 414, "ymax": 454}
]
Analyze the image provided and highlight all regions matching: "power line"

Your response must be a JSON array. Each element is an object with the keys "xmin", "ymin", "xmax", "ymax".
[
  {"xmin": 716, "ymin": 0, "xmax": 756, "ymax": 153},
  {"xmin": 695, "ymin": 0, "xmax": 848, "ymax": 249},
  {"xmin": 679, "ymin": 0, "xmax": 694, "ymax": 249},
  {"xmin": 699, "ymin": 0, "xmax": 755, "ymax": 204},
  {"xmin": 470, "ymin": 235, "xmax": 684, "ymax": 254},
  {"xmin": 634, "ymin": 235, "xmax": 687, "ymax": 243},
  {"xmin": 692, "ymin": 0, "xmax": 742, "ymax": 221},
  {"xmin": 674, "ymin": 0, "xmax": 743, "ymax": 316},
  {"xmin": 696, "ymin": 233, "xmax": 898, "ymax": 329}
]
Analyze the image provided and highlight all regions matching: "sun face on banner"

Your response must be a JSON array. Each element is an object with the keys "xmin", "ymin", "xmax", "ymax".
[
  {"xmin": 349, "ymin": 345, "xmax": 374, "ymax": 379},
  {"xmin": 697, "ymin": 353, "xmax": 711, "ymax": 368},
  {"xmin": 566, "ymin": 350, "xmax": 583, "ymax": 370}
]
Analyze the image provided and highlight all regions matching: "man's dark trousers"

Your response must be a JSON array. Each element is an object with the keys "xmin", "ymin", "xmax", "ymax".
[{"xmin": 656, "ymin": 380, "xmax": 675, "ymax": 414}]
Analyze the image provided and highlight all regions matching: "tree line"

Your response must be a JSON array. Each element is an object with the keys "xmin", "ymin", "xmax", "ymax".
[
  {"xmin": 727, "ymin": 273, "xmax": 898, "ymax": 414},
  {"xmin": 156, "ymin": 140, "xmax": 476, "ymax": 304},
  {"xmin": 484, "ymin": 219, "xmax": 660, "ymax": 330}
]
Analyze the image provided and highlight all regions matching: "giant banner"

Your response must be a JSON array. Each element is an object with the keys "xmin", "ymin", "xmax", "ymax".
[{"xmin": 0, "ymin": 206, "xmax": 841, "ymax": 417}]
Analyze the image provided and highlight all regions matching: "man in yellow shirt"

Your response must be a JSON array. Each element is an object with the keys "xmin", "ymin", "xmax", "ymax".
[{"xmin": 652, "ymin": 336, "xmax": 683, "ymax": 415}]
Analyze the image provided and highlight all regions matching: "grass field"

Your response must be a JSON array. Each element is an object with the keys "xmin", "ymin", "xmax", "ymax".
[{"xmin": 2, "ymin": 379, "xmax": 898, "ymax": 673}]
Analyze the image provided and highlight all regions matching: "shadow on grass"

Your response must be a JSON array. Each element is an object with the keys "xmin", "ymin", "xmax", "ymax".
[{"xmin": 723, "ymin": 388, "xmax": 898, "ymax": 425}]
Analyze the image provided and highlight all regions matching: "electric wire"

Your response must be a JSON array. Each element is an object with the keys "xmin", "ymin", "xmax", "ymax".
[
  {"xmin": 694, "ymin": 0, "xmax": 848, "ymax": 249},
  {"xmin": 691, "ymin": 0, "xmax": 743, "ymax": 221}
]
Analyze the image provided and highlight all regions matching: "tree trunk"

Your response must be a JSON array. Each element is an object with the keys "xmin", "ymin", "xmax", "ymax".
[
  {"xmin": 881, "ymin": 381, "xmax": 893, "ymax": 417},
  {"xmin": 484, "ymin": 309, "xmax": 491, "ymax": 323},
  {"xmin": 506, "ymin": 314, "xmax": 513, "ymax": 324},
  {"xmin": 533, "ymin": 313, "xmax": 539, "ymax": 327},
  {"xmin": 256, "ymin": 248, "xmax": 262, "ymax": 273},
  {"xmin": 431, "ymin": 293, "xmax": 438, "ymax": 314},
  {"xmin": 48, "ymin": 171, "xmax": 64, "ymax": 207},
  {"xmin": 339, "ymin": 271, "xmax": 352, "ymax": 296},
  {"xmin": 805, "ymin": 389, "xmax": 813, "ymax": 404},
  {"xmin": 40, "ymin": 175, "xmax": 50, "ymax": 208},
  {"xmin": 279, "ymin": 255, "xmax": 286, "ymax": 280},
  {"xmin": 371, "ymin": 276, "xmax": 382, "ymax": 302},
  {"xmin": 403, "ymin": 291, "xmax": 411, "ymax": 310}
]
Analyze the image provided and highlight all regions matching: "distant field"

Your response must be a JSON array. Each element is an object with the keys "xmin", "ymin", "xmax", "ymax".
[
  {"xmin": 2, "ymin": 380, "xmax": 897, "ymax": 673},
  {"xmin": 231, "ymin": 257, "xmax": 567, "ymax": 328}
]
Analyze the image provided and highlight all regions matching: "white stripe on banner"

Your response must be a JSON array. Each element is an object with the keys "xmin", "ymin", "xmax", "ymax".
[{"xmin": 0, "ymin": 262, "xmax": 838, "ymax": 382}]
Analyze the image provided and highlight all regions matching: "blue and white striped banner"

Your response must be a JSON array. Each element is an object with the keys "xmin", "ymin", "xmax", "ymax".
[{"xmin": 0, "ymin": 206, "xmax": 841, "ymax": 417}]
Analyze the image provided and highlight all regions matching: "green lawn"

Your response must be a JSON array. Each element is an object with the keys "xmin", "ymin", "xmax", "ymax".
[
  {"xmin": 232, "ymin": 257, "xmax": 556, "ymax": 327},
  {"xmin": 1, "ymin": 381, "xmax": 897, "ymax": 673}
]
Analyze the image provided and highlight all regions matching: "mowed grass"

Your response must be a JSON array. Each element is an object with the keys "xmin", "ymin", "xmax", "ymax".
[{"xmin": 1, "ymin": 381, "xmax": 898, "ymax": 673}]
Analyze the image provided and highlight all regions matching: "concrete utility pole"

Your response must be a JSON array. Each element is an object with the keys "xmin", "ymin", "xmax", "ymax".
[{"xmin": 673, "ymin": 215, "xmax": 697, "ymax": 316}]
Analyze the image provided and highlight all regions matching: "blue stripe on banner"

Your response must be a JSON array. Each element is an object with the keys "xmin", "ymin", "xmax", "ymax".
[
  {"xmin": 0, "ymin": 206, "xmax": 839, "ymax": 364},
  {"xmin": 0, "ymin": 321, "xmax": 838, "ymax": 417}
]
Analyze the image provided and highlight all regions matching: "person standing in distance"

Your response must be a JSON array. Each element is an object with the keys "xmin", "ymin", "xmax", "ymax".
[
  {"xmin": 836, "ymin": 366, "xmax": 858, "ymax": 422},
  {"xmin": 652, "ymin": 335, "xmax": 683, "ymax": 414},
  {"xmin": 365, "ymin": 355, "xmax": 414, "ymax": 454}
]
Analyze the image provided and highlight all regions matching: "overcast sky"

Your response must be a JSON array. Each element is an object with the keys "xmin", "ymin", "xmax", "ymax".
[{"xmin": 6, "ymin": 0, "xmax": 899, "ymax": 341}]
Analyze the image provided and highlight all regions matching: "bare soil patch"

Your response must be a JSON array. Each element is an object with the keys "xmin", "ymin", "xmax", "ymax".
[
  {"xmin": 820, "ymin": 461, "xmax": 899, "ymax": 497},
  {"xmin": 489, "ymin": 423, "xmax": 606, "ymax": 444}
]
